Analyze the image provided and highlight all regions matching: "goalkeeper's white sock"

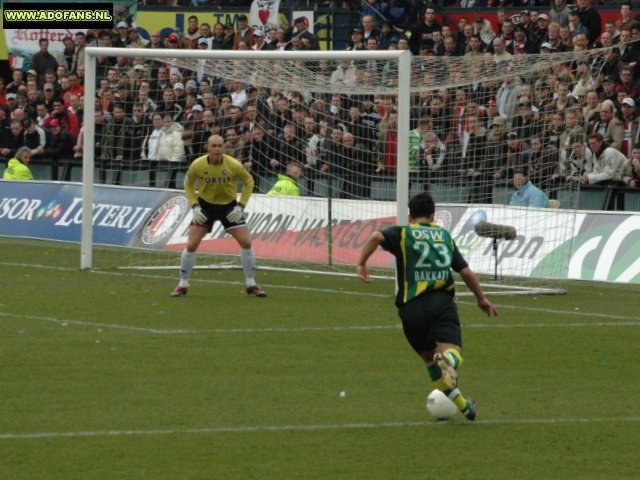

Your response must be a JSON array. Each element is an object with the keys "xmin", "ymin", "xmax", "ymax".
[
  {"xmin": 241, "ymin": 247, "xmax": 257, "ymax": 287},
  {"xmin": 178, "ymin": 249, "xmax": 196, "ymax": 288}
]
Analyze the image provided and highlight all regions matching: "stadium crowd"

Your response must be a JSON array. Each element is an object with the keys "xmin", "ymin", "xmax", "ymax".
[{"xmin": 1, "ymin": 1, "xmax": 640, "ymax": 207}]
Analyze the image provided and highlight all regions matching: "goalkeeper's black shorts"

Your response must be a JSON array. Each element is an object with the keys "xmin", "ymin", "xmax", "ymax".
[
  {"xmin": 397, "ymin": 290, "xmax": 462, "ymax": 356},
  {"xmin": 196, "ymin": 198, "xmax": 246, "ymax": 232}
]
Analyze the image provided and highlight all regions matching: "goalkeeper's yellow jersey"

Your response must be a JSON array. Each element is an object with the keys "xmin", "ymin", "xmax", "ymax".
[{"xmin": 184, "ymin": 153, "xmax": 254, "ymax": 207}]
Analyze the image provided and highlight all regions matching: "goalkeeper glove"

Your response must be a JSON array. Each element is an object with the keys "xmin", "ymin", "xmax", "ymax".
[
  {"xmin": 192, "ymin": 205, "xmax": 208, "ymax": 224},
  {"xmin": 226, "ymin": 204, "xmax": 244, "ymax": 223}
]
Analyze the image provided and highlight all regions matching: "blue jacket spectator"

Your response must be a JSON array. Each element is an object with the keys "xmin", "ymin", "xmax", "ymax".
[{"xmin": 510, "ymin": 170, "xmax": 550, "ymax": 208}]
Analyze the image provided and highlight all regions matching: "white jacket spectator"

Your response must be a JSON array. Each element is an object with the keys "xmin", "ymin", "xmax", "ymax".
[
  {"xmin": 157, "ymin": 118, "xmax": 185, "ymax": 162},
  {"xmin": 141, "ymin": 113, "xmax": 164, "ymax": 160},
  {"xmin": 586, "ymin": 143, "xmax": 628, "ymax": 185},
  {"xmin": 330, "ymin": 61, "xmax": 358, "ymax": 88},
  {"xmin": 422, "ymin": 132, "xmax": 446, "ymax": 172}
]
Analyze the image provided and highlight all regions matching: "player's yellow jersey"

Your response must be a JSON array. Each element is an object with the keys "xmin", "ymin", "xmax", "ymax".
[{"xmin": 184, "ymin": 154, "xmax": 254, "ymax": 207}]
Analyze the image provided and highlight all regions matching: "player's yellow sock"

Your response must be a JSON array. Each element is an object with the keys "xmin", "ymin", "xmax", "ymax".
[
  {"xmin": 443, "ymin": 348, "xmax": 463, "ymax": 369},
  {"xmin": 428, "ymin": 355, "xmax": 469, "ymax": 412},
  {"xmin": 427, "ymin": 364, "xmax": 454, "ymax": 393},
  {"xmin": 447, "ymin": 388, "xmax": 469, "ymax": 411}
]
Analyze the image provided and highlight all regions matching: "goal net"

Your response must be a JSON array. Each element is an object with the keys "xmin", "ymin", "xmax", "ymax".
[{"xmin": 81, "ymin": 46, "xmax": 610, "ymax": 294}]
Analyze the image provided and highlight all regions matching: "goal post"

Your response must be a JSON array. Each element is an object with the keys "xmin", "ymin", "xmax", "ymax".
[{"xmin": 81, "ymin": 47, "xmax": 412, "ymax": 270}]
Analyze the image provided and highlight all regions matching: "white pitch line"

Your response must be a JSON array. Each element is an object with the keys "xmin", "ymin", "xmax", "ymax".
[
  {"xmin": 2, "ymin": 416, "xmax": 639, "ymax": 440},
  {"xmin": 1, "ymin": 261, "xmax": 639, "ymax": 328},
  {"xmin": 1, "ymin": 311, "xmax": 639, "ymax": 335}
]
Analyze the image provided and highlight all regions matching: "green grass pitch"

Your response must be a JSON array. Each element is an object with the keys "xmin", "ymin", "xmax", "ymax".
[{"xmin": 1, "ymin": 237, "xmax": 639, "ymax": 479}]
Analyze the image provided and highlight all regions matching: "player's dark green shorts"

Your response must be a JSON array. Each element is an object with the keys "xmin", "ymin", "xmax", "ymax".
[
  {"xmin": 397, "ymin": 290, "xmax": 462, "ymax": 356},
  {"xmin": 196, "ymin": 198, "xmax": 246, "ymax": 231}
]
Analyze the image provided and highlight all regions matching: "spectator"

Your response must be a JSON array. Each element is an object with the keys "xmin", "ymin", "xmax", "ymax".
[
  {"xmin": 61, "ymin": 36, "xmax": 75, "ymax": 72},
  {"xmin": 421, "ymin": 130, "xmax": 446, "ymax": 181},
  {"xmin": 35, "ymin": 101, "xmax": 50, "ymax": 126},
  {"xmin": 127, "ymin": 29, "xmax": 149, "ymax": 49},
  {"xmin": 582, "ymin": 132, "xmax": 628, "ymax": 187},
  {"xmin": 409, "ymin": 6, "xmax": 441, "ymax": 55},
  {"xmin": 173, "ymin": 82, "xmax": 187, "ymax": 109},
  {"xmin": 23, "ymin": 118, "xmax": 46, "ymax": 159},
  {"xmin": 598, "ymin": 75, "xmax": 617, "ymax": 104},
  {"xmin": 114, "ymin": 21, "xmax": 130, "ymax": 47},
  {"xmin": 495, "ymin": 130, "xmax": 531, "ymax": 181},
  {"xmin": 544, "ymin": 23, "xmax": 562, "ymax": 50},
  {"xmin": 242, "ymin": 125, "xmax": 274, "ymax": 181},
  {"xmin": 6, "ymin": 70, "xmax": 25, "ymax": 94},
  {"xmin": 496, "ymin": 67, "xmax": 522, "ymax": 119},
  {"xmin": 376, "ymin": 108, "xmax": 398, "ymax": 173},
  {"xmin": 141, "ymin": 112, "xmax": 164, "ymax": 162},
  {"xmin": 598, "ymin": 20, "xmax": 620, "ymax": 47},
  {"xmin": 558, "ymin": 24, "xmax": 574, "ymax": 52},
  {"xmin": 45, "ymin": 98, "xmax": 80, "ymax": 139},
  {"xmin": 199, "ymin": 23, "xmax": 220, "ymax": 50},
  {"xmin": 157, "ymin": 88, "xmax": 184, "ymax": 122},
  {"xmin": 361, "ymin": 0, "xmax": 383, "ymax": 27},
  {"xmin": 623, "ymin": 143, "xmax": 640, "ymax": 188},
  {"xmin": 302, "ymin": 114, "xmax": 322, "ymax": 173},
  {"xmin": 360, "ymin": 15, "xmax": 380, "ymax": 44},
  {"xmin": 616, "ymin": 66, "xmax": 637, "ymax": 98},
  {"xmin": 264, "ymin": 27, "xmax": 279, "ymax": 50},
  {"xmin": 267, "ymin": 161, "xmax": 303, "ymax": 196},
  {"xmin": 511, "ymin": 97, "xmax": 543, "ymax": 144},
  {"xmin": 558, "ymin": 107, "xmax": 585, "ymax": 168},
  {"xmin": 513, "ymin": 24, "xmax": 537, "ymax": 54},
  {"xmin": 583, "ymin": 90, "xmax": 601, "ymax": 125},
  {"xmin": 223, "ymin": 23, "xmax": 236, "ymax": 48},
  {"xmin": 492, "ymin": 38, "xmax": 513, "ymax": 63},
  {"xmin": 571, "ymin": 61, "xmax": 595, "ymax": 99},
  {"xmin": 574, "ymin": 0, "xmax": 601, "ymax": 46},
  {"xmin": 223, "ymin": 127, "xmax": 244, "ymax": 161},
  {"xmin": 233, "ymin": 15, "xmax": 254, "ymax": 50},
  {"xmin": 619, "ymin": 98, "xmax": 640, "ymax": 159},
  {"xmin": 529, "ymin": 135, "xmax": 558, "ymax": 193},
  {"xmin": 293, "ymin": 16, "xmax": 320, "ymax": 50},
  {"xmin": 346, "ymin": 27, "xmax": 365, "ymax": 51},
  {"xmin": 183, "ymin": 15, "xmax": 202, "ymax": 49},
  {"xmin": 615, "ymin": 2, "xmax": 634, "ymax": 33},
  {"xmin": 92, "ymin": 109, "xmax": 113, "ymax": 166},
  {"xmin": 460, "ymin": 115, "xmax": 489, "ymax": 203},
  {"xmin": 509, "ymin": 168, "xmax": 550, "ymax": 208},
  {"xmin": 474, "ymin": 16, "xmax": 496, "ymax": 47},
  {"xmin": 497, "ymin": 19, "xmax": 515, "ymax": 52},
  {"xmin": 2, "ymin": 146, "xmax": 32, "ymax": 180},
  {"xmin": 555, "ymin": 136, "xmax": 591, "ymax": 184},
  {"xmin": 533, "ymin": 14, "xmax": 550, "ymax": 47},
  {"xmin": 550, "ymin": 0, "xmax": 571, "ymax": 28},
  {"xmin": 71, "ymin": 31, "xmax": 87, "ymax": 73},
  {"xmin": 146, "ymin": 30, "xmax": 164, "ymax": 49},
  {"xmin": 158, "ymin": 113, "xmax": 185, "ymax": 188},
  {"xmin": 110, "ymin": 103, "xmax": 135, "ymax": 166},
  {"xmin": 0, "ymin": 118, "xmax": 26, "ymax": 160},
  {"xmin": 189, "ymin": 109, "xmax": 216, "ymax": 161},
  {"xmin": 378, "ymin": 21, "xmax": 400, "ymax": 50},
  {"xmin": 270, "ymin": 122, "xmax": 305, "ymax": 173},
  {"xmin": 165, "ymin": 32, "xmax": 181, "ymax": 50},
  {"xmin": 588, "ymin": 99, "xmax": 623, "ymax": 151},
  {"xmin": 30, "ymin": 39, "xmax": 59, "ymax": 87},
  {"xmin": 341, "ymin": 131, "xmax": 375, "ymax": 198},
  {"xmin": 44, "ymin": 118, "xmax": 75, "ymax": 179}
]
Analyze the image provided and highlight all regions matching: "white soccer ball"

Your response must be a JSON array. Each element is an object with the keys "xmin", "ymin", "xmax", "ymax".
[{"xmin": 426, "ymin": 389, "xmax": 457, "ymax": 420}]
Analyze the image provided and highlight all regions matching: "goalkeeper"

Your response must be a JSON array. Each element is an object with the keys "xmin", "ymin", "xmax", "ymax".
[
  {"xmin": 170, "ymin": 135, "xmax": 267, "ymax": 298},
  {"xmin": 357, "ymin": 192, "xmax": 497, "ymax": 420}
]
